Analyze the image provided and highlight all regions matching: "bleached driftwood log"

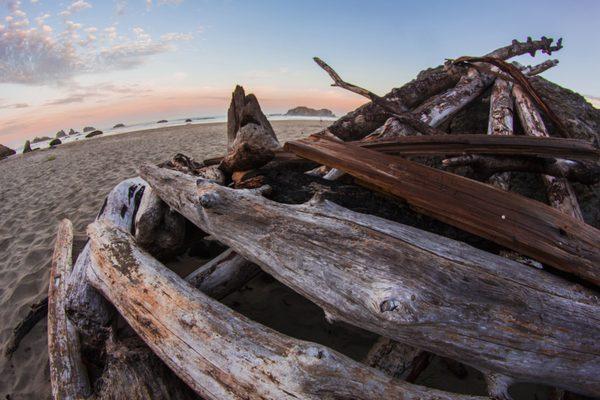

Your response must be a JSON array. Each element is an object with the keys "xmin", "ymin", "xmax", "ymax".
[
  {"xmin": 140, "ymin": 164, "xmax": 600, "ymax": 397},
  {"xmin": 66, "ymin": 177, "xmax": 146, "ymax": 341},
  {"xmin": 486, "ymin": 78, "xmax": 514, "ymax": 190},
  {"xmin": 185, "ymin": 248, "xmax": 260, "ymax": 300},
  {"xmin": 134, "ymin": 185, "xmax": 187, "ymax": 259},
  {"xmin": 512, "ymin": 84, "xmax": 584, "ymax": 219},
  {"xmin": 48, "ymin": 219, "xmax": 91, "ymax": 399},
  {"xmin": 87, "ymin": 220, "xmax": 485, "ymax": 400}
]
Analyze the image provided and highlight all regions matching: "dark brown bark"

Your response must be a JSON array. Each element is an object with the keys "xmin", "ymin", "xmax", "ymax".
[{"xmin": 358, "ymin": 134, "xmax": 599, "ymax": 160}]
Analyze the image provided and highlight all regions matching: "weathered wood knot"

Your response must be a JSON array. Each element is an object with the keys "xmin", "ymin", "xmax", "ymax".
[{"xmin": 198, "ymin": 193, "xmax": 220, "ymax": 209}]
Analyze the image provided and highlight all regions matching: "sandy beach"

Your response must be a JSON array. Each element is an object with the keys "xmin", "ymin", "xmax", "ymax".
[{"xmin": 0, "ymin": 120, "xmax": 331, "ymax": 399}]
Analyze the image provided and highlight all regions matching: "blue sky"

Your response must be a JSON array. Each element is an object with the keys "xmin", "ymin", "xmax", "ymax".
[{"xmin": 1, "ymin": 0, "xmax": 599, "ymax": 145}]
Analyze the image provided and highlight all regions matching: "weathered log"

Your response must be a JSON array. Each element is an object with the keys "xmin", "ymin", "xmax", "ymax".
[
  {"xmin": 87, "ymin": 219, "xmax": 485, "ymax": 400},
  {"xmin": 324, "ymin": 36, "xmax": 563, "ymax": 141},
  {"xmin": 485, "ymin": 36, "xmax": 562, "ymax": 60},
  {"xmin": 48, "ymin": 219, "xmax": 91, "ymax": 399},
  {"xmin": 358, "ymin": 134, "xmax": 599, "ymax": 160},
  {"xmin": 227, "ymin": 85, "xmax": 276, "ymax": 150},
  {"xmin": 95, "ymin": 335, "xmax": 196, "ymax": 400},
  {"xmin": 285, "ymin": 135, "xmax": 600, "ymax": 285},
  {"xmin": 367, "ymin": 57, "xmax": 559, "ymax": 141},
  {"xmin": 487, "ymin": 78, "xmax": 514, "ymax": 190},
  {"xmin": 66, "ymin": 177, "xmax": 146, "ymax": 342},
  {"xmin": 139, "ymin": 164, "xmax": 600, "ymax": 396},
  {"xmin": 513, "ymin": 83, "xmax": 584, "ymax": 219},
  {"xmin": 185, "ymin": 248, "xmax": 261, "ymax": 300},
  {"xmin": 134, "ymin": 185, "xmax": 187, "ymax": 259},
  {"xmin": 443, "ymin": 155, "xmax": 600, "ymax": 185},
  {"xmin": 454, "ymin": 56, "xmax": 568, "ymax": 138},
  {"xmin": 363, "ymin": 337, "xmax": 426, "ymax": 381}
]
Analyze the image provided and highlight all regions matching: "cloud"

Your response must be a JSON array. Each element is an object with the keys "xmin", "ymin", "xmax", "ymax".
[
  {"xmin": 0, "ymin": 11, "xmax": 193, "ymax": 84},
  {"xmin": 160, "ymin": 32, "xmax": 193, "ymax": 41},
  {"xmin": 43, "ymin": 82, "xmax": 154, "ymax": 106},
  {"xmin": 0, "ymin": 102, "xmax": 29, "ymax": 109},
  {"xmin": 59, "ymin": 0, "xmax": 91, "ymax": 17}
]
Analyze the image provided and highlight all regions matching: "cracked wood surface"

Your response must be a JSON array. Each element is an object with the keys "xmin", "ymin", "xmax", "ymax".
[
  {"xmin": 284, "ymin": 135, "xmax": 600, "ymax": 286},
  {"xmin": 48, "ymin": 219, "xmax": 91, "ymax": 400},
  {"xmin": 139, "ymin": 164, "xmax": 600, "ymax": 396},
  {"xmin": 357, "ymin": 134, "xmax": 599, "ymax": 160},
  {"xmin": 86, "ymin": 220, "xmax": 484, "ymax": 400}
]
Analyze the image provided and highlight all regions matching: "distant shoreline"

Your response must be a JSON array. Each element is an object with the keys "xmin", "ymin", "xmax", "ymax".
[{"xmin": 4, "ymin": 115, "xmax": 337, "ymax": 152}]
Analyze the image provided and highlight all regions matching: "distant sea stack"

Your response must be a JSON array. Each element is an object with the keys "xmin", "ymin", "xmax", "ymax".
[
  {"xmin": 113, "ymin": 123, "xmax": 125, "ymax": 128},
  {"xmin": 68, "ymin": 128, "xmax": 77, "ymax": 135},
  {"xmin": 56, "ymin": 130, "xmax": 66, "ymax": 138},
  {"xmin": 284, "ymin": 106, "xmax": 335, "ymax": 118},
  {"xmin": 49, "ymin": 138, "xmax": 62, "ymax": 147},
  {"xmin": 83, "ymin": 126, "xmax": 96, "ymax": 133},
  {"xmin": 185, "ymin": 119, "xmax": 192, "ymax": 123},
  {"xmin": 0, "ymin": 144, "xmax": 16, "ymax": 160},
  {"xmin": 23, "ymin": 140, "xmax": 32, "ymax": 153},
  {"xmin": 157, "ymin": 120, "xmax": 168, "ymax": 124}
]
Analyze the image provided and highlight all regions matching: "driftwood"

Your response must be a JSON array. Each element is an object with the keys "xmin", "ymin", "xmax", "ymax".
[
  {"xmin": 86, "ymin": 219, "xmax": 486, "ymax": 400},
  {"xmin": 227, "ymin": 85, "xmax": 276, "ymax": 150},
  {"xmin": 139, "ymin": 164, "xmax": 600, "ymax": 396},
  {"xmin": 357, "ymin": 134, "xmax": 599, "ymax": 160},
  {"xmin": 324, "ymin": 37, "xmax": 563, "ymax": 141},
  {"xmin": 134, "ymin": 185, "xmax": 187, "ymax": 259},
  {"xmin": 66, "ymin": 177, "xmax": 146, "ymax": 342},
  {"xmin": 48, "ymin": 219, "xmax": 91, "ymax": 399},
  {"xmin": 185, "ymin": 248, "xmax": 261, "ymax": 300},
  {"xmin": 513, "ymin": 84, "xmax": 584, "ymax": 219},
  {"xmin": 487, "ymin": 78, "xmax": 514, "ymax": 190},
  {"xmin": 363, "ymin": 337, "xmax": 427, "ymax": 382},
  {"xmin": 221, "ymin": 86, "xmax": 280, "ymax": 173},
  {"xmin": 443, "ymin": 155, "xmax": 600, "ymax": 185},
  {"xmin": 284, "ymin": 135, "xmax": 600, "ymax": 286}
]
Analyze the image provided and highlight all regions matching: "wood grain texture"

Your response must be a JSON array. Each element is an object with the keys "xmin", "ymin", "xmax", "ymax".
[
  {"xmin": 139, "ymin": 164, "xmax": 600, "ymax": 396},
  {"xmin": 358, "ymin": 134, "xmax": 599, "ymax": 160},
  {"xmin": 284, "ymin": 135, "xmax": 600, "ymax": 286},
  {"xmin": 486, "ymin": 78, "xmax": 514, "ymax": 190},
  {"xmin": 48, "ymin": 219, "xmax": 91, "ymax": 399},
  {"xmin": 87, "ymin": 220, "xmax": 484, "ymax": 400}
]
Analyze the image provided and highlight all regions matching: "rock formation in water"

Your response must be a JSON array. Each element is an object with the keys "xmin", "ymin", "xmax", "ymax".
[{"xmin": 285, "ymin": 106, "xmax": 335, "ymax": 117}]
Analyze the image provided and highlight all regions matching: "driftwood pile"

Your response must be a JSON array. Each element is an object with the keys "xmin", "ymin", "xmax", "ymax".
[{"xmin": 45, "ymin": 37, "xmax": 600, "ymax": 399}]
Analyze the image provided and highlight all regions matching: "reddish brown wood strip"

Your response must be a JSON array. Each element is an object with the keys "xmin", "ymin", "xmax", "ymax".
[
  {"xmin": 358, "ymin": 134, "xmax": 600, "ymax": 160},
  {"xmin": 284, "ymin": 135, "xmax": 600, "ymax": 286}
]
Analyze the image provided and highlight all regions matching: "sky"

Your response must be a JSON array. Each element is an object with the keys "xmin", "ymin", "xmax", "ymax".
[{"xmin": 1, "ymin": 0, "xmax": 599, "ymax": 146}]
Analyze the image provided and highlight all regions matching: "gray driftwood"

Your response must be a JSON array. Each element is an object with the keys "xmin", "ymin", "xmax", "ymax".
[
  {"xmin": 185, "ymin": 248, "xmax": 261, "ymax": 300},
  {"xmin": 512, "ymin": 84, "xmax": 584, "ymax": 219},
  {"xmin": 86, "ymin": 219, "xmax": 486, "ymax": 400},
  {"xmin": 140, "ymin": 164, "xmax": 600, "ymax": 397},
  {"xmin": 486, "ymin": 78, "xmax": 514, "ymax": 190},
  {"xmin": 48, "ymin": 219, "xmax": 91, "ymax": 399},
  {"xmin": 66, "ymin": 177, "xmax": 146, "ymax": 342}
]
